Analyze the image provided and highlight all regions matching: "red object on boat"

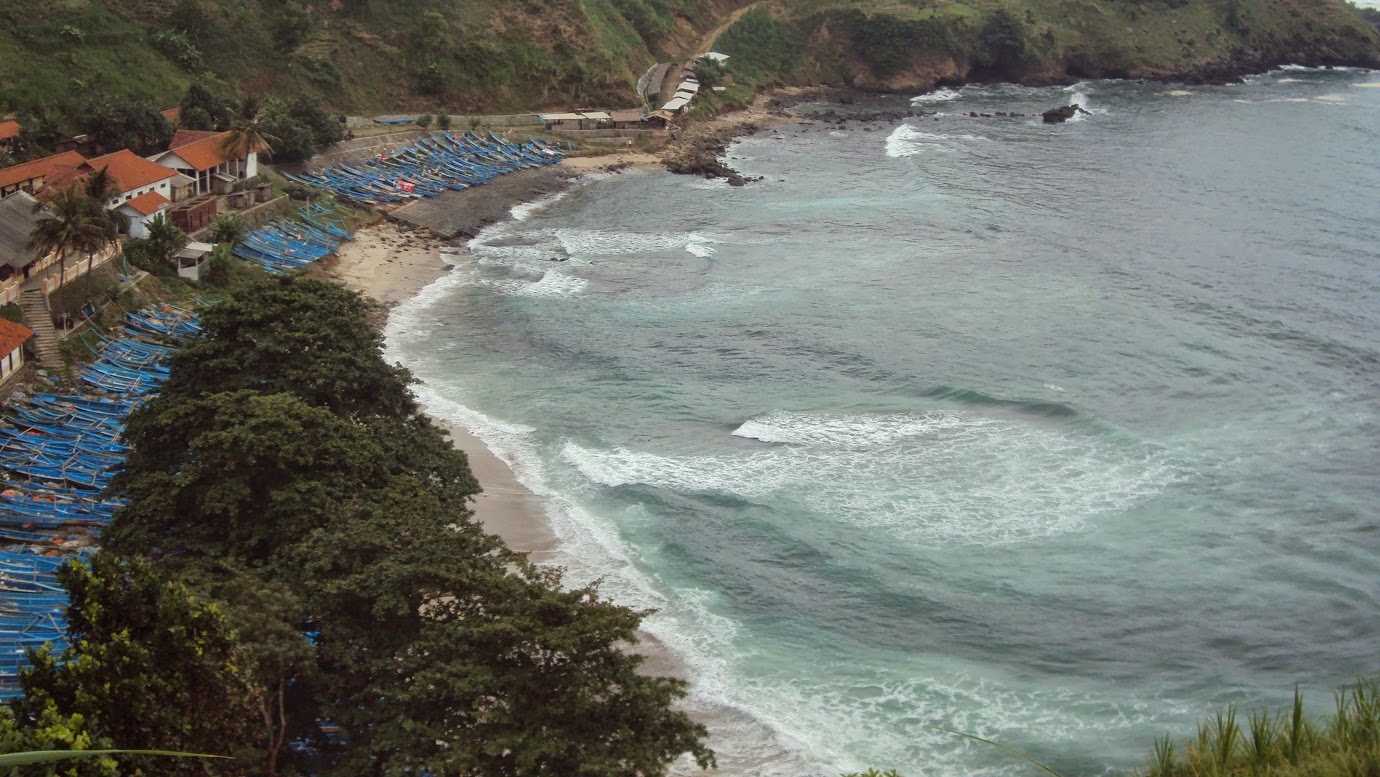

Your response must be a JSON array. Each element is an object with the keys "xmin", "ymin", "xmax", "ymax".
[{"xmin": 397, "ymin": 180, "xmax": 416, "ymax": 193}]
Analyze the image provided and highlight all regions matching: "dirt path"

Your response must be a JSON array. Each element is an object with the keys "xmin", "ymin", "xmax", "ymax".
[
  {"xmin": 695, "ymin": 1, "xmax": 757, "ymax": 55},
  {"xmin": 658, "ymin": 2, "xmax": 758, "ymax": 105}
]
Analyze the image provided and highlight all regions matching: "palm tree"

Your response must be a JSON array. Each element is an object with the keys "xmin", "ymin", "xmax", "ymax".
[
  {"xmin": 220, "ymin": 97, "xmax": 279, "ymax": 174},
  {"xmin": 27, "ymin": 187, "xmax": 108, "ymax": 290},
  {"xmin": 144, "ymin": 213, "xmax": 189, "ymax": 268},
  {"xmin": 83, "ymin": 166, "xmax": 119, "ymax": 204},
  {"xmin": 81, "ymin": 167, "xmax": 129, "ymax": 274}
]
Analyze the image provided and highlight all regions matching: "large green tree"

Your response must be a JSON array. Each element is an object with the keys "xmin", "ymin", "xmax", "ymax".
[
  {"xmin": 109, "ymin": 390, "xmax": 390, "ymax": 562},
  {"xmin": 103, "ymin": 277, "xmax": 714, "ymax": 775},
  {"xmin": 149, "ymin": 275, "xmax": 422, "ymax": 421},
  {"xmin": 79, "ymin": 100, "xmax": 173, "ymax": 156},
  {"xmin": 178, "ymin": 81, "xmax": 235, "ymax": 131},
  {"xmin": 292, "ymin": 482, "xmax": 714, "ymax": 777},
  {"xmin": 12, "ymin": 554, "xmax": 258, "ymax": 776}
]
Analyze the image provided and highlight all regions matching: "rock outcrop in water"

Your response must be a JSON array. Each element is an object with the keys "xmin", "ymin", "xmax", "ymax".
[{"xmin": 1042, "ymin": 104, "xmax": 1092, "ymax": 123}]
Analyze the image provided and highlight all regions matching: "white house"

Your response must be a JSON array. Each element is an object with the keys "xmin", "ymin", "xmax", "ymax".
[
  {"xmin": 69, "ymin": 150, "xmax": 179, "ymax": 235},
  {"xmin": 150, "ymin": 130, "xmax": 258, "ymax": 197},
  {"xmin": 117, "ymin": 191, "xmax": 173, "ymax": 239},
  {"xmin": 0, "ymin": 317, "xmax": 34, "ymax": 385}
]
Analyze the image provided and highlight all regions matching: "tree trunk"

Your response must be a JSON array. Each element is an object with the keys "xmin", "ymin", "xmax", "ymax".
[
  {"xmin": 259, "ymin": 687, "xmax": 277, "ymax": 777},
  {"xmin": 272, "ymin": 674, "xmax": 288, "ymax": 777}
]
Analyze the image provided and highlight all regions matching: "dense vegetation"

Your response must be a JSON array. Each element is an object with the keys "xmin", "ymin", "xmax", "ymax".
[
  {"xmin": 0, "ymin": 0, "xmax": 729, "ymax": 124},
  {"xmin": 2, "ymin": 0, "xmax": 1376, "ymax": 126},
  {"xmin": 709, "ymin": 0, "xmax": 1379, "ymax": 90},
  {"xmin": 0, "ymin": 277, "xmax": 713, "ymax": 776}
]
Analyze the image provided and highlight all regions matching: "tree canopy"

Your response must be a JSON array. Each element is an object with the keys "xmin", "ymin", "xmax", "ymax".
[
  {"xmin": 12, "ymin": 554, "xmax": 256, "ymax": 776},
  {"xmin": 68, "ymin": 277, "xmax": 714, "ymax": 776},
  {"xmin": 79, "ymin": 100, "xmax": 172, "ymax": 156}
]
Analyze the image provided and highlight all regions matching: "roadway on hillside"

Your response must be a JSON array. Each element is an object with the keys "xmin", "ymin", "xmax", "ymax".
[{"xmin": 660, "ymin": 2, "xmax": 759, "ymax": 106}]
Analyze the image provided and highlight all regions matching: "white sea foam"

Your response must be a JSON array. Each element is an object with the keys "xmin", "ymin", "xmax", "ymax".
[
  {"xmin": 685, "ymin": 233, "xmax": 718, "ymax": 258},
  {"xmin": 1063, "ymin": 88, "xmax": 1109, "ymax": 120},
  {"xmin": 510, "ymin": 189, "xmax": 570, "ymax": 221},
  {"xmin": 564, "ymin": 410, "xmax": 1183, "ymax": 546},
  {"xmin": 1276, "ymin": 63, "xmax": 1370, "ymax": 72},
  {"xmin": 884, "ymin": 125, "xmax": 986, "ymax": 157},
  {"xmin": 555, "ymin": 228, "xmax": 713, "ymax": 258},
  {"xmin": 910, "ymin": 86, "xmax": 962, "ymax": 104},
  {"xmin": 477, "ymin": 269, "xmax": 588, "ymax": 298}
]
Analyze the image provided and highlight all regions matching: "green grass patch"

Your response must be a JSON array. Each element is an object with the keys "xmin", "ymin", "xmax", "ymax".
[
  {"xmin": 1146, "ymin": 680, "xmax": 1380, "ymax": 777},
  {"xmin": 715, "ymin": 5, "xmax": 808, "ymax": 87}
]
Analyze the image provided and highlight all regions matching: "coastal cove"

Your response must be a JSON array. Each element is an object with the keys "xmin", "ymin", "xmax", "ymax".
[{"xmin": 358, "ymin": 69, "xmax": 1380, "ymax": 777}]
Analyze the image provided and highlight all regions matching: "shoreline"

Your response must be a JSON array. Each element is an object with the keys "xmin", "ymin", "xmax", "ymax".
[
  {"xmin": 323, "ymin": 132, "xmax": 805, "ymax": 772},
  {"xmin": 322, "ymin": 93, "xmax": 803, "ymax": 553}
]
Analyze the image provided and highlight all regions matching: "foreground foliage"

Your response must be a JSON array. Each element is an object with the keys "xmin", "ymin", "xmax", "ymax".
[
  {"xmin": 30, "ymin": 276, "xmax": 713, "ymax": 776},
  {"xmin": 1147, "ymin": 681, "xmax": 1380, "ymax": 777}
]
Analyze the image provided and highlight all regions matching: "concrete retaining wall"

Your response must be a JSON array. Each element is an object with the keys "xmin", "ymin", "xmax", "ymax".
[
  {"xmin": 190, "ymin": 195, "xmax": 294, "ymax": 241},
  {"xmin": 235, "ymin": 195, "xmax": 295, "ymax": 229},
  {"xmin": 345, "ymin": 114, "xmax": 543, "ymax": 129}
]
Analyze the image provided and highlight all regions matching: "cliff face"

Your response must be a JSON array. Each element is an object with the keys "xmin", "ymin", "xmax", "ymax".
[
  {"xmin": 715, "ymin": 0, "xmax": 1380, "ymax": 94},
  {"xmin": 0, "ymin": 0, "xmax": 1375, "ymax": 121}
]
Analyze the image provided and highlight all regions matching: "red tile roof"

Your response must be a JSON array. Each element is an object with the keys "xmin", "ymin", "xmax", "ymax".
[
  {"xmin": 170, "ymin": 129, "xmax": 223, "ymax": 149},
  {"xmin": 84, "ymin": 149, "xmax": 176, "ymax": 194},
  {"xmin": 0, "ymin": 151, "xmax": 87, "ymax": 191},
  {"xmin": 161, "ymin": 108, "xmax": 181, "ymax": 125},
  {"xmin": 0, "ymin": 318, "xmax": 34, "ymax": 356},
  {"xmin": 0, "ymin": 121, "xmax": 18, "ymax": 142},
  {"xmin": 163, "ymin": 131, "xmax": 238, "ymax": 172},
  {"xmin": 120, "ymin": 190, "xmax": 171, "ymax": 217}
]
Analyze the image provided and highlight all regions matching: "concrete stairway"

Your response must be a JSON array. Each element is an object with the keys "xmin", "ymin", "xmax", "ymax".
[{"xmin": 19, "ymin": 288, "xmax": 63, "ymax": 369}]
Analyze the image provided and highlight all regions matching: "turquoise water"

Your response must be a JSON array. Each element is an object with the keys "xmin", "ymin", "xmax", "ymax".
[{"xmin": 387, "ymin": 70, "xmax": 1380, "ymax": 775}]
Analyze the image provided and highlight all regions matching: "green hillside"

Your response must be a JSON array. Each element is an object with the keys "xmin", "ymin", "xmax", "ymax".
[
  {"xmin": 713, "ymin": 0, "xmax": 1380, "ymax": 92},
  {"xmin": 0, "ymin": 0, "xmax": 735, "ymax": 120},
  {"xmin": 0, "ymin": 0, "xmax": 1375, "ymax": 124}
]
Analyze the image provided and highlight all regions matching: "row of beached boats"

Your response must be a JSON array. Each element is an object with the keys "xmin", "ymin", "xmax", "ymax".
[
  {"xmin": 233, "ymin": 200, "xmax": 353, "ymax": 275},
  {"xmin": 0, "ymin": 306, "xmax": 194, "ymax": 699},
  {"xmin": 282, "ymin": 130, "xmax": 564, "ymax": 204}
]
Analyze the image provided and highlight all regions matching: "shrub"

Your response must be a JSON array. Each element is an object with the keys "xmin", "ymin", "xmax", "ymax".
[
  {"xmin": 693, "ymin": 57, "xmax": 726, "ymax": 88},
  {"xmin": 415, "ymin": 62, "xmax": 446, "ymax": 95},
  {"xmin": 150, "ymin": 29, "xmax": 202, "ymax": 70},
  {"xmin": 288, "ymin": 95, "xmax": 344, "ymax": 147}
]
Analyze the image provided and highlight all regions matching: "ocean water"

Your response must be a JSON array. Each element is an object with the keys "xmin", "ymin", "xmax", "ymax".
[{"xmin": 387, "ymin": 70, "xmax": 1380, "ymax": 776}]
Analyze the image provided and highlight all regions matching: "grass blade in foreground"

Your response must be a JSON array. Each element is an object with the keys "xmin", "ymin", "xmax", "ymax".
[
  {"xmin": 926, "ymin": 726, "xmax": 1065, "ymax": 777},
  {"xmin": 0, "ymin": 750, "xmax": 225, "ymax": 766}
]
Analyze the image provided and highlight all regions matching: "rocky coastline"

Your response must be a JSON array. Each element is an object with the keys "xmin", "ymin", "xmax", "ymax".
[{"xmin": 657, "ymin": 46, "xmax": 1376, "ymax": 184}]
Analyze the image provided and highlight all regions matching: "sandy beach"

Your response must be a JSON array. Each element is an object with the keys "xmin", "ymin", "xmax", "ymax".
[
  {"xmin": 323, "ymin": 117, "xmax": 806, "ymax": 773},
  {"xmin": 315, "ymin": 223, "xmax": 456, "ymax": 308}
]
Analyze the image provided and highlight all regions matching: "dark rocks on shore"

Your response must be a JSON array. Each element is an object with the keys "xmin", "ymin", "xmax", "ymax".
[
  {"xmin": 663, "ymin": 121, "xmax": 763, "ymax": 184},
  {"xmin": 1042, "ymin": 104, "xmax": 1092, "ymax": 123}
]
